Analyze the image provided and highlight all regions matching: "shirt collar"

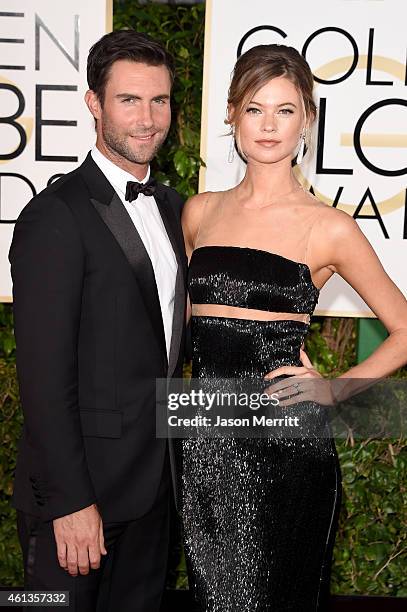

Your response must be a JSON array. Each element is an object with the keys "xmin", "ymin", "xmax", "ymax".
[{"xmin": 91, "ymin": 146, "xmax": 151, "ymax": 200}]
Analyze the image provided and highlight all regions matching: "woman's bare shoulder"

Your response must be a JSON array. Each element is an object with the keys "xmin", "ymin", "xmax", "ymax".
[
  {"xmin": 182, "ymin": 189, "xmax": 229, "ymax": 219},
  {"xmin": 182, "ymin": 191, "xmax": 211, "ymax": 225},
  {"xmin": 184, "ymin": 189, "xmax": 230, "ymax": 207},
  {"xmin": 302, "ymin": 191, "xmax": 361, "ymax": 240},
  {"xmin": 182, "ymin": 190, "xmax": 228, "ymax": 246}
]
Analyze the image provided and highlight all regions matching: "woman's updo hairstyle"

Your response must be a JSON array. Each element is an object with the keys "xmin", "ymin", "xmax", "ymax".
[{"xmin": 225, "ymin": 44, "xmax": 317, "ymax": 157}]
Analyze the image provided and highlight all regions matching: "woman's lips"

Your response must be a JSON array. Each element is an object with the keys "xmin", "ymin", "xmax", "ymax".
[{"xmin": 255, "ymin": 139, "xmax": 281, "ymax": 147}]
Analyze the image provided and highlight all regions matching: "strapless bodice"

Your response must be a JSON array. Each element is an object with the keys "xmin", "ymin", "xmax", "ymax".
[
  {"xmin": 188, "ymin": 245, "xmax": 319, "ymax": 315},
  {"xmin": 187, "ymin": 245, "xmax": 320, "ymax": 378}
]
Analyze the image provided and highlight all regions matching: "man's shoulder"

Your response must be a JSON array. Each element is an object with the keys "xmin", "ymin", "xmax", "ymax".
[
  {"xmin": 16, "ymin": 158, "xmax": 95, "ymax": 226},
  {"xmin": 38, "ymin": 162, "xmax": 89, "ymax": 202},
  {"xmin": 156, "ymin": 182, "xmax": 185, "ymax": 214}
]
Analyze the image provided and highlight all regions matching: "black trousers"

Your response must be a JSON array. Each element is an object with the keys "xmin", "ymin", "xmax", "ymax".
[{"xmin": 16, "ymin": 459, "xmax": 171, "ymax": 612}]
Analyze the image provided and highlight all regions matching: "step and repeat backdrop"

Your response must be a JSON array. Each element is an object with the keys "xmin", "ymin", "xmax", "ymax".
[
  {"xmin": 0, "ymin": 0, "xmax": 405, "ymax": 316},
  {"xmin": 0, "ymin": 0, "xmax": 112, "ymax": 300},
  {"xmin": 200, "ymin": 0, "xmax": 406, "ymax": 317}
]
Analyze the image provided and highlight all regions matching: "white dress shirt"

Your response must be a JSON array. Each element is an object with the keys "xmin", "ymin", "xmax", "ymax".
[{"xmin": 91, "ymin": 147, "xmax": 178, "ymax": 360}]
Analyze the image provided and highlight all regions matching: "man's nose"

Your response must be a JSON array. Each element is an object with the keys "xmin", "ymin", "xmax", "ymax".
[{"xmin": 138, "ymin": 104, "xmax": 154, "ymax": 129}]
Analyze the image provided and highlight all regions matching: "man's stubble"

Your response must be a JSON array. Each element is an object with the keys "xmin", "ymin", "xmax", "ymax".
[{"xmin": 101, "ymin": 114, "xmax": 170, "ymax": 166}]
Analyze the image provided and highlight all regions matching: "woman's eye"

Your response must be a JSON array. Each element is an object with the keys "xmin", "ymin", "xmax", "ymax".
[
  {"xmin": 246, "ymin": 107, "xmax": 261, "ymax": 114},
  {"xmin": 278, "ymin": 108, "xmax": 294, "ymax": 115}
]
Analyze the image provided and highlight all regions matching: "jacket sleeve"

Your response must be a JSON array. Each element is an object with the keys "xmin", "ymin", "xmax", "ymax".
[{"xmin": 9, "ymin": 193, "xmax": 97, "ymax": 521}]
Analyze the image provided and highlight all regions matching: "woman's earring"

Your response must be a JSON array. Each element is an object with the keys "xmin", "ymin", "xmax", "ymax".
[
  {"xmin": 228, "ymin": 128, "xmax": 235, "ymax": 163},
  {"xmin": 296, "ymin": 131, "xmax": 306, "ymax": 164}
]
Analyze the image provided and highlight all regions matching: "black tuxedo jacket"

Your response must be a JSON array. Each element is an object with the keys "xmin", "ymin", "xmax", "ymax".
[{"xmin": 9, "ymin": 153, "xmax": 187, "ymax": 523}]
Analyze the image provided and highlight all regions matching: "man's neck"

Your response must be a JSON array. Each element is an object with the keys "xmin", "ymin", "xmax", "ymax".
[{"xmin": 95, "ymin": 142, "xmax": 149, "ymax": 181}]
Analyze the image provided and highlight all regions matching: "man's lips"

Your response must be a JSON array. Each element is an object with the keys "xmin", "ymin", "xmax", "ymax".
[{"xmin": 131, "ymin": 133, "xmax": 157, "ymax": 141}]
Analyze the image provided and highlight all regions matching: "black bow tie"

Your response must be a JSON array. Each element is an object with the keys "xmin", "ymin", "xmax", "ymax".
[{"xmin": 125, "ymin": 177, "xmax": 157, "ymax": 202}]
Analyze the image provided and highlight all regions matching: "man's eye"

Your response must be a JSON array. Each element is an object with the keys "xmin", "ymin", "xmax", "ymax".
[{"xmin": 123, "ymin": 97, "xmax": 135, "ymax": 103}]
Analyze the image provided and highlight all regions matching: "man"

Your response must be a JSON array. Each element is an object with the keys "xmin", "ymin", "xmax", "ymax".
[{"xmin": 10, "ymin": 30, "xmax": 186, "ymax": 611}]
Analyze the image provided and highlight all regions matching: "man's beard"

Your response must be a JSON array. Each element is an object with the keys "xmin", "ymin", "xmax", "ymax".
[{"xmin": 102, "ymin": 119, "xmax": 169, "ymax": 165}]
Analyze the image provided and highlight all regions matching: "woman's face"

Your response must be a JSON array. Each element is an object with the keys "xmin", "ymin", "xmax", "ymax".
[{"xmin": 233, "ymin": 76, "xmax": 305, "ymax": 166}]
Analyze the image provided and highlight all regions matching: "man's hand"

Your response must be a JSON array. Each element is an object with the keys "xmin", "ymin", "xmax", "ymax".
[{"xmin": 53, "ymin": 503, "xmax": 107, "ymax": 576}]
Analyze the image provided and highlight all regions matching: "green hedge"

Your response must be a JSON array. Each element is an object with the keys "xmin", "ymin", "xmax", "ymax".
[
  {"xmin": 114, "ymin": 0, "xmax": 205, "ymax": 198},
  {"xmin": 0, "ymin": 305, "xmax": 22, "ymax": 586},
  {"xmin": 0, "ymin": 0, "xmax": 406, "ymax": 596}
]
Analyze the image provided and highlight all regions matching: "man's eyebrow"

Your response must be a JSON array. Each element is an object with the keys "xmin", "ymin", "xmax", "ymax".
[
  {"xmin": 116, "ymin": 93, "xmax": 141, "ymax": 99},
  {"xmin": 115, "ymin": 93, "xmax": 170, "ymax": 100}
]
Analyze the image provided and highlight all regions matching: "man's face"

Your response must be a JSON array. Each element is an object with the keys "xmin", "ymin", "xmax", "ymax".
[{"xmin": 89, "ymin": 60, "xmax": 172, "ymax": 166}]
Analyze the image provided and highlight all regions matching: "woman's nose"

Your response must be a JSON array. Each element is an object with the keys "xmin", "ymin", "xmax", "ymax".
[{"xmin": 261, "ymin": 112, "xmax": 277, "ymax": 132}]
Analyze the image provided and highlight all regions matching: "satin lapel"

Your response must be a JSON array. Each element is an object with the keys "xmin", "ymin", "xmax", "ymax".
[
  {"xmin": 91, "ymin": 193, "xmax": 167, "ymax": 364},
  {"xmin": 154, "ymin": 186, "xmax": 186, "ymax": 378}
]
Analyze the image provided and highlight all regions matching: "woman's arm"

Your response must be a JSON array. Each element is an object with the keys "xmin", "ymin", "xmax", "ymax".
[
  {"xmin": 312, "ymin": 207, "xmax": 407, "ymax": 403},
  {"xmin": 324, "ymin": 208, "xmax": 407, "ymax": 379},
  {"xmin": 181, "ymin": 191, "xmax": 211, "ymax": 324},
  {"xmin": 265, "ymin": 206, "xmax": 407, "ymax": 404}
]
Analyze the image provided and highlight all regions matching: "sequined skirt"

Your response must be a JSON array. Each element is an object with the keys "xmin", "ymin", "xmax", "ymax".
[{"xmin": 179, "ymin": 317, "xmax": 342, "ymax": 612}]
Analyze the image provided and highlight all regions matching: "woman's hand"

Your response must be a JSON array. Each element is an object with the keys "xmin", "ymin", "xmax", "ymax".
[{"xmin": 264, "ymin": 349, "xmax": 336, "ymax": 407}]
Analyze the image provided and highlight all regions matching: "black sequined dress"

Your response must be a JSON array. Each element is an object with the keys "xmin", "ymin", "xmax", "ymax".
[{"xmin": 180, "ymin": 245, "xmax": 342, "ymax": 612}]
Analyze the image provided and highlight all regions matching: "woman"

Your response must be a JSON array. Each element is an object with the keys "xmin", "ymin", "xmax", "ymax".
[{"xmin": 179, "ymin": 44, "xmax": 407, "ymax": 611}]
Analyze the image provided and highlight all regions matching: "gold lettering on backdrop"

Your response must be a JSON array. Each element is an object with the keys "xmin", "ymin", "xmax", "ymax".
[{"xmin": 295, "ymin": 55, "xmax": 406, "ymax": 219}]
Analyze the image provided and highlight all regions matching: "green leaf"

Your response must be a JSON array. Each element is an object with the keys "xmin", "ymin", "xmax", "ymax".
[
  {"xmin": 173, "ymin": 149, "xmax": 191, "ymax": 179},
  {"xmin": 178, "ymin": 46, "xmax": 189, "ymax": 60}
]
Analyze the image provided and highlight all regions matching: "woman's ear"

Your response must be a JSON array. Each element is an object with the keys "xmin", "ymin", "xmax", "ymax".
[
  {"xmin": 307, "ymin": 106, "xmax": 317, "ymax": 129},
  {"xmin": 226, "ymin": 103, "xmax": 235, "ymax": 126}
]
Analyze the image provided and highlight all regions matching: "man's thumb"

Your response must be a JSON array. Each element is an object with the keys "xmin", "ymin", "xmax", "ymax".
[{"xmin": 99, "ymin": 521, "xmax": 107, "ymax": 555}]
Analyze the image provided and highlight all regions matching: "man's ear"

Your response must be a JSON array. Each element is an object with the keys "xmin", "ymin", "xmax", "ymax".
[{"xmin": 85, "ymin": 90, "xmax": 101, "ymax": 121}]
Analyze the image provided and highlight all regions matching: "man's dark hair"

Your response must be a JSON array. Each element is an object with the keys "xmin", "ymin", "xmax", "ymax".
[{"xmin": 87, "ymin": 29, "xmax": 175, "ymax": 104}]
